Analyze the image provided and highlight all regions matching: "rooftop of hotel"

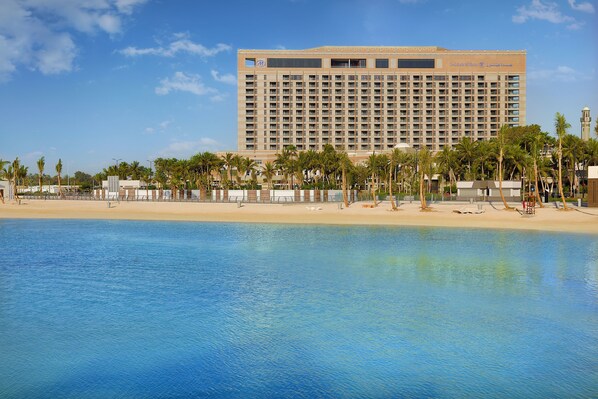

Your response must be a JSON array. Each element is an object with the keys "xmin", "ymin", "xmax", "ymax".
[{"xmin": 239, "ymin": 46, "xmax": 526, "ymax": 54}]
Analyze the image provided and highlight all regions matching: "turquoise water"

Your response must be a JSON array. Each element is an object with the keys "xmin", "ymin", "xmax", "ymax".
[{"xmin": 0, "ymin": 220, "xmax": 597, "ymax": 398}]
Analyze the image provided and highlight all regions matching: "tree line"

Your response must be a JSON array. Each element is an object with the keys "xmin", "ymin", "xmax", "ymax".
[{"xmin": 2, "ymin": 114, "xmax": 598, "ymax": 209}]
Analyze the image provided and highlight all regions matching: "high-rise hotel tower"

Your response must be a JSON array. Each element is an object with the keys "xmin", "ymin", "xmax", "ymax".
[{"xmin": 237, "ymin": 46, "xmax": 525, "ymax": 159}]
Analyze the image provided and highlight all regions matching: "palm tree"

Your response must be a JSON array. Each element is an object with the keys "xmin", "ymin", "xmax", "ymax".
[
  {"xmin": 231, "ymin": 154, "xmax": 243, "ymax": 188},
  {"xmin": 129, "ymin": 161, "xmax": 141, "ymax": 180},
  {"xmin": 562, "ymin": 134, "xmax": 584, "ymax": 197},
  {"xmin": 221, "ymin": 152, "xmax": 235, "ymax": 188},
  {"xmin": 244, "ymin": 157, "xmax": 258, "ymax": 188},
  {"xmin": 262, "ymin": 162, "xmax": 276, "ymax": 190},
  {"xmin": 455, "ymin": 137, "xmax": 478, "ymax": 180},
  {"xmin": 10, "ymin": 158, "xmax": 20, "ymax": 200},
  {"xmin": 495, "ymin": 125, "xmax": 513, "ymax": 210},
  {"xmin": 0, "ymin": 159, "xmax": 8, "ymax": 203},
  {"xmin": 338, "ymin": 152, "xmax": 351, "ymax": 208},
  {"xmin": 435, "ymin": 146, "xmax": 458, "ymax": 196},
  {"xmin": 56, "ymin": 158, "xmax": 63, "ymax": 197},
  {"xmin": 236, "ymin": 157, "xmax": 248, "ymax": 188},
  {"xmin": 521, "ymin": 126, "xmax": 548, "ymax": 207},
  {"xmin": 37, "ymin": 156, "xmax": 45, "ymax": 194},
  {"xmin": 417, "ymin": 148, "xmax": 433, "ymax": 210},
  {"xmin": 274, "ymin": 149, "xmax": 293, "ymax": 189},
  {"xmin": 554, "ymin": 112, "xmax": 570, "ymax": 210},
  {"xmin": 366, "ymin": 153, "xmax": 384, "ymax": 207},
  {"xmin": 388, "ymin": 148, "xmax": 408, "ymax": 210}
]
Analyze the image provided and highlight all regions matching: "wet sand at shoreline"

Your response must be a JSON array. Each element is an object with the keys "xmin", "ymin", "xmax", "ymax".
[{"xmin": 1, "ymin": 199, "xmax": 597, "ymax": 234}]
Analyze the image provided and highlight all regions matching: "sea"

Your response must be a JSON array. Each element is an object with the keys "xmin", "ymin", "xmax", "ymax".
[{"xmin": 0, "ymin": 219, "xmax": 596, "ymax": 398}]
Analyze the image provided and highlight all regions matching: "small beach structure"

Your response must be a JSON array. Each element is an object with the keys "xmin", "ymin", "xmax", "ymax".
[
  {"xmin": 457, "ymin": 180, "xmax": 521, "ymax": 202},
  {"xmin": 0, "ymin": 180, "xmax": 13, "ymax": 202}
]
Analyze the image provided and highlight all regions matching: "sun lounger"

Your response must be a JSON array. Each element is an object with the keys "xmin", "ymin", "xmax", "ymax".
[{"xmin": 453, "ymin": 206, "xmax": 485, "ymax": 214}]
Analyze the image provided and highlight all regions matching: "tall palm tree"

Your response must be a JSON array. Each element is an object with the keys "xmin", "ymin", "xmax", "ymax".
[
  {"xmin": 129, "ymin": 161, "xmax": 141, "ymax": 180},
  {"xmin": 236, "ymin": 156, "xmax": 248, "ymax": 188},
  {"xmin": 231, "ymin": 154, "xmax": 243, "ymax": 188},
  {"xmin": 562, "ymin": 134, "xmax": 584, "ymax": 197},
  {"xmin": 338, "ymin": 152, "xmax": 351, "ymax": 208},
  {"xmin": 417, "ymin": 148, "xmax": 432, "ymax": 210},
  {"xmin": 37, "ymin": 156, "xmax": 45, "ymax": 194},
  {"xmin": 366, "ymin": 153, "xmax": 382, "ymax": 207},
  {"xmin": 10, "ymin": 158, "xmax": 20, "ymax": 200},
  {"xmin": 455, "ymin": 137, "xmax": 478, "ymax": 180},
  {"xmin": 388, "ymin": 148, "xmax": 407, "ymax": 210},
  {"xmin": 554, "ymin": 112, "xmax": 570, "ymax": 210},
  {"xmin": 262, "ymin": 162, "xmax": 276, "ymax": 190},
  {"xmin": 243, "ymin": 157, "xmax": 258, "ymax": 188},
  {"xmin": 221, "ymin": 152, "xmax": 235, "ymax": 187},
  {"xmin": 274, "ymin": 149, "xmax": 293, "ymax": 189},
  {"xmin": 435, "ymin": 146, "xmax": 458, "ymax": 196},
  {"xmin": 495, "ymin": 125, "xmax": 513, "ymax": 210},
  {"xmin": 521, "ymin": 126, "xmax": 548, "ymax": 207},
  {"xmin": 0, "ymin": 159, "xmax": 8, "ymax": 202},
  {"xmin": 56, "ymin": 158, "xmax": 63, "ymax": 197}
]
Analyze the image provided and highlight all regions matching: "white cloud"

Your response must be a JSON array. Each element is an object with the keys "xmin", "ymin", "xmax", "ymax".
[
  {"xmin": 528, "ymin": 65, "xmax": 588, "ymax": 82},
  {"xmin": 114, "ymin": 0, "xmax": 148, "ymax": 14},
  {"xmin": 210, "ymin": 69, "xmax": 237, "ymax": 85},
  {"xmin": 210, "ymin": 93, "xmax": 228, "ymax": 102},
  {"xmin": 0, "ymin": 0, "xmax": 147, "ymax": 81},
  {"xmin": 155, "ymin": 71, "xmax": 218, "ymax": 96},
  {"xmin": 23, "ymin": 150, "xmax": 44, "ymax": 161},
  {"xmin": 158, "ymin": 138, "xmax": 220, "ymax": 157},
  {"xmin": 512, "ymin": 0, "xmax": 580, "ymax": 29},
  {"xmin": 159, "ymin": 120, "xmax": 171, "ymax": 129},
  {"xmin": 568, "ymin": 0, "xmax": 595, "ymax": 13},
  {"xmin": 119, "ymin": 33, "xmax": 231, "ymax": 58}
]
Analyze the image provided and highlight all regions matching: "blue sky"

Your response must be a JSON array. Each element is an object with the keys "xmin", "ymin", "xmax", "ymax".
[{"xmin": 0, "ymin": 0, "xmax": 596, "ymax": 174}]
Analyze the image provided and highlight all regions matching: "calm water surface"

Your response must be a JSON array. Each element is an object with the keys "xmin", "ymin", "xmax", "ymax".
[{"xmin": 0, "ymin": 219, "xmax": 596, "ymax": 398}]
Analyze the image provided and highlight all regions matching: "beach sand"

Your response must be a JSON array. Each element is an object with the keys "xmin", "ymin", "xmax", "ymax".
[{"xmin": 1, "ymin": 199, "xmax": 597, "ymax": 234}]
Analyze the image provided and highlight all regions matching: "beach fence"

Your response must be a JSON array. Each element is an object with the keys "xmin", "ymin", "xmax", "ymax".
[{"xmin": 85, "ymin": 188, "xmax": 358, "ymax": 203}]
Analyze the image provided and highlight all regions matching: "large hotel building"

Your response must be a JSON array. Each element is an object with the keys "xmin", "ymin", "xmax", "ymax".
[{"xmin": 237, "ymin": 46, "xmax": 525, "ymax": 160}]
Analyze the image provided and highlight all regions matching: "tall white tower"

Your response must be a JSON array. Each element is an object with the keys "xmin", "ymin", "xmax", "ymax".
[{"xmin": 581, "ymin": 106, "xmax": 591, "ymax": 141}]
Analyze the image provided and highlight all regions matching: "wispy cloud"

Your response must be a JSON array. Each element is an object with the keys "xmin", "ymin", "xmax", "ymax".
[
  {"xmin": 211, "ymin": 70, "xmax": 237, "ymax": 85},
  {"xmin": 120, "ymin": 33, "xmax": 231, "ymax": 58},
  {"xmin": 210, "ymin": 93, "xmax": 228, "ymax": 102},
  {"xmin": 144, "ymin": 120, "xmax": 173, "ymax": 135},
  {"xmin": 158, "ymin": 138, "xmax": 221, "ymax": 157},
  {"xmin": 528, "ymin": 65, "xmax": 589, "ymax": 82},
  {"xmin": 512, "ymin": 0, "xmax": 581, "ymax": 29},
  {"xmin": 0, "ymin": 0, "xmax": 148, "ymax": 81},
  {"xmin": 568, "ymin": 0, "xmax": 595, "ymax": 13},
  {"xmin": 155, "ymin": 72, "xmax": 218, "ymax": 96}
]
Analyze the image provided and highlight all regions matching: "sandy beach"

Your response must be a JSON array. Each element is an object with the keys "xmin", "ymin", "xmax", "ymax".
[{"xmin": 1, "ymin": 199, "xmax": 597, "ymax": 234}]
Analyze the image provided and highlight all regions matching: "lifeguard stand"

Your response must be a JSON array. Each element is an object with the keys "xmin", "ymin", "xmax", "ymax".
[{"xmin": 524, "ymin": 195, "xmax": 536, "ymax": 215}]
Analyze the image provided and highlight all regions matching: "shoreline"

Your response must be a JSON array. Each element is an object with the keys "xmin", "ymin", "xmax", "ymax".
[{"xmin": 1, "ymin": 199, "xmax": 597, "ymax": 235}]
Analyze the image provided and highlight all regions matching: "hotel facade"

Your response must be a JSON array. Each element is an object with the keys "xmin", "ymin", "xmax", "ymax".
[{"xmin": 237, "ymin": 46, "xmax": 525, "ymax": 161}]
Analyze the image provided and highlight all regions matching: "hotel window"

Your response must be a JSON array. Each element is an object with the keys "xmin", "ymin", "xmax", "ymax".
[
  {"xmin": 267, "ymin": 58, "xmax": 322, "ymax": 68},
  {"xmin": 331, "ymin": 59, "xmax": 366, "ymax": 68},
  {"xmin": 398, "ymin": 59, "xmax": 435, "ymax": 68},
  {"xmin": 375, "ymin": 59, "xmax": 389, "ymax": 68}
]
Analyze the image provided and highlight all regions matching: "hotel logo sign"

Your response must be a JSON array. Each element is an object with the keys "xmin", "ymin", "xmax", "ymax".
[{"xmin": 450, "ymin": 62, "xmax": 513, "ymax": 68}]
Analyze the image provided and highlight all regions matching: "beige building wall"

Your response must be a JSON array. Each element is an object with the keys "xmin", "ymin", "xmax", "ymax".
[{"xmin": 237, "ymin": 46, "xmax": 526, "ymax": 162}]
